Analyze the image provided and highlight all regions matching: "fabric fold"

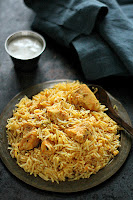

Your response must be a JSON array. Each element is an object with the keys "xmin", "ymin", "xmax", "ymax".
[
  {"xmin": 24, "ymin": 0, "xmax": 108, "ymax": 46},
  {"xmin": 24, "ymin": 0, "xmax": 133, "ymax": 80},
  {"xmin": 72, "ymin": 33, "xmax": 129, "ymax": 80},
  {"xmin": 96, "ymin": 0, "xmax": 133, "ymax": 75}
]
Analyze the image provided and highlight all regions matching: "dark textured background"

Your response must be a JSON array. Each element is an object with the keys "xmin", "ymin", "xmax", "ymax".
[{"xmin": 0, "ymin": 1, "xmax": 133, "ymax": 199}]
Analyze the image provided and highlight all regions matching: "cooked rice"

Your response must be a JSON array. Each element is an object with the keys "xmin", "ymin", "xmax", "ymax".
[{"xmin": 6, "ymin": 81, "xmax": 121, "ymax": 183}]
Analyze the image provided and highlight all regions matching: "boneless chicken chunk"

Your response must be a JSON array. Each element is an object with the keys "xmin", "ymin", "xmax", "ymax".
[
  {"xmin": 23, "ymin": 122, "xmax": 34, "ymax": 134},
  {"xmin": 65, "ymin": 122, "xmax": 92, "ymax": 143},
  {"xmin": 46, "ymin": 106, "xmax": 69, "ymax": 122},
  {"xmin": 71, "ymin": 84, "xmax": 100, "ymax": 111},
  {"xmin": 41, "ymin": 139, "xmax": 54, "ymax": 154},
  {"xmin": 18, "ymin": 133, "xmax": 40, "ymax": 151}
]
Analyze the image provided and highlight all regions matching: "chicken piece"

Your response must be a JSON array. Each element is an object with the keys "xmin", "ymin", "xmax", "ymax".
[
  {"xmin": 65, "ymin": 122, "xmax": 92, "ymax": 143},
  {"xmin": 71, "ymin": 84, "xmax": 100, "ymax": 111},
  {"xmin": 41, "ymin": 139, "xmax": 54, "ymax": 154},
  {"xmin": 23, "ymin": 123, "xmax": 33, "ymax": 135},
  {"xmin": 18, "ymin": 133, "xmax": 40, "ymax": 151},
  {"xmin": 46, "ymin": 105, "xmax": 69, "ymax": 122}
]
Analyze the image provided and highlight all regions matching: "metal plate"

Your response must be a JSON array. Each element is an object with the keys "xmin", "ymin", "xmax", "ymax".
[{"xmin": 0, "ymin": 79, "xmax": 132, "ymax": 193}]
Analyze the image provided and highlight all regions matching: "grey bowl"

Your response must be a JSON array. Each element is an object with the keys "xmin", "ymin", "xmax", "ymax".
[{"xmin": 5, "ymin": 30, "xmax": 46, "ymax": 72}]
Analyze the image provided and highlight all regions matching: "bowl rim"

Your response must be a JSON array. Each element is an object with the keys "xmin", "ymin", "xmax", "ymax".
[{"xmin": 5, "ymin": 30, "xmax": 46, "ymax": 60}]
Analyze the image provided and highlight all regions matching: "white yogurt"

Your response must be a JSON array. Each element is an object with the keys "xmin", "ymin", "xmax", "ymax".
[{"xmin": 8, "ymin": 36, "xmax": 43, "ymax": 60}]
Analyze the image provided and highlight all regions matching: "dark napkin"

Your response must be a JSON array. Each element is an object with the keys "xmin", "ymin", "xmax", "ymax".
[{"xmin": 24, "ymin": 0, "xmax": 133, "ymax": 80}]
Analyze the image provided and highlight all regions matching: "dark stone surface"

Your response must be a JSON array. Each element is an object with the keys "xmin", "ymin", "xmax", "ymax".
[{"xmin": 0, "ymin": 0, "xmax": 133, "ymax": 199}]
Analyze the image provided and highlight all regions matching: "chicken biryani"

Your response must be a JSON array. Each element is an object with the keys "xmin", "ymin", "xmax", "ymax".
[{"xmin": 6, "ymin": 81, "xmax": 121, "ymax": 183}]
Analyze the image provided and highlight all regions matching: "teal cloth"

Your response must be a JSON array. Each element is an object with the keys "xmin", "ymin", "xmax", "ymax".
[{"xmin": 24, "ymin": 0, "xmax": 133, "ymax": 80}]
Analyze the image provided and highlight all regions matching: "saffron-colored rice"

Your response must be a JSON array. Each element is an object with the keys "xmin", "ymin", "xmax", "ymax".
[{"xmin": 6, "ymin": 81, "xmax": 121, "ymax": 183}]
